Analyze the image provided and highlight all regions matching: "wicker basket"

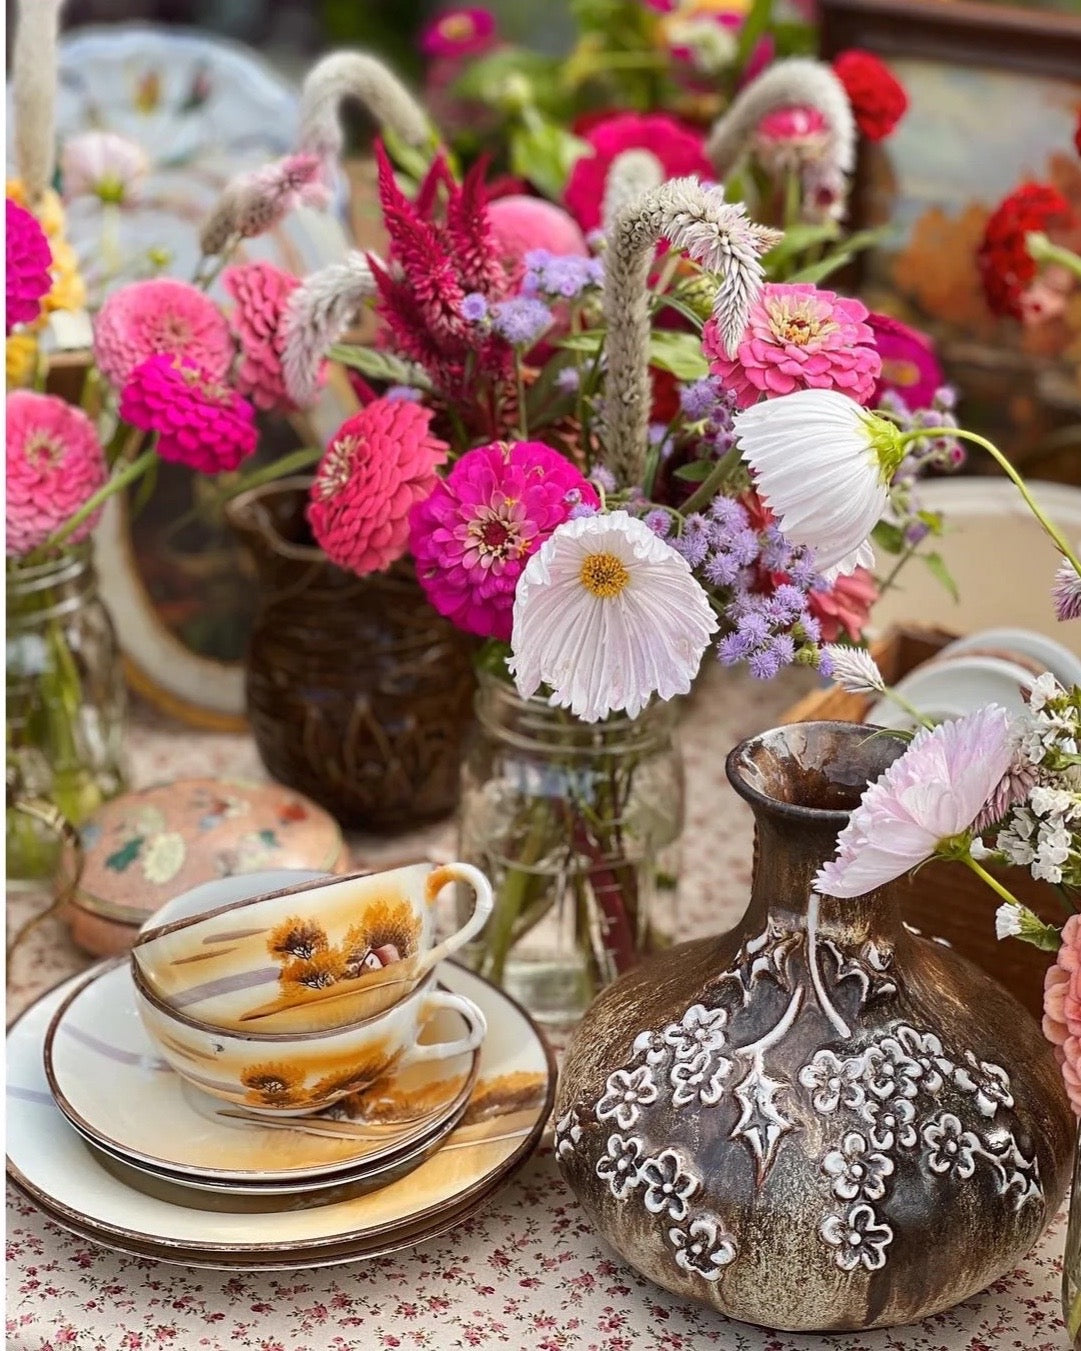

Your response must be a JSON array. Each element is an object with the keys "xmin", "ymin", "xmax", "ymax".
[{"xmin": 780, "ymin": 624, "xmax": 1057, "ymax": 1022}]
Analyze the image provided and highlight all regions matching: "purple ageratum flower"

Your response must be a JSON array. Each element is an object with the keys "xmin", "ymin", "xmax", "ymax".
[
  {"xmin": 556, "ymin": 367, "xmax": 581, "ymax": 393},
  {"xmin": 769, "ymin": 584, "xmax": 806, "ymax": 624},
  {"xmin": 491, "ymin": 296, "xmax": 553, "ymax": 346},
  {"xmin": 591, "ymin": 466, "xmax": 617, "ymax": 495},
  {"xmin": 523, "ymin": 252, "xmax": 602, "ymax": 301},
  {"xmin": 709, "ymin": 498, "xmax": 750, "ymax": 529},
  {"xmin": 644, "ymin": 508, "xmax": 673, "ymax": 539},
  {"xmin": 680, "ymin": 377, "xmax": 722, "ymax": 422},
  {"xmin": 385, "ymin": 384, "xmax": 423, "ymax": 402},
  {"xmin": 460, "ymin": 292, "xmax": 489, "ymax": 322},
  {"xmin": 673, "ymin": 515, "xmax": 711, "ymax": 567}
]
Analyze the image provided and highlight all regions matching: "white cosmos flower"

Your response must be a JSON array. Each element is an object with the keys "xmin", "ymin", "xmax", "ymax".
[
  {"xmin": 509, "ymin": 511, "xmax": 718, "ymax": 723},
  {"xmin": 732, "ymin": 389, "xmax": 905, "ymax": 579},
  {"xmin": 60, "ymin": 131, "xmax": 148, "ymax": 205}
]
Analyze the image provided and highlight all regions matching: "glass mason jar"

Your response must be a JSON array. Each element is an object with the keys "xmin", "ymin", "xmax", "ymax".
[
  {"xmin": 6, "ymin": 544, "xmax": 126, "ymax": 883},
  {"xmin": 1064, "ymin": 1129, "xmax": 1081, "ymax": 1348},
  {"xmin": 457, "ymin": 672, "xmax": 684, "ymax": 1026}
]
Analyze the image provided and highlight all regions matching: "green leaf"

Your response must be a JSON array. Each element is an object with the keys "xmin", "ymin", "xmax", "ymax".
[
  {"xmin": 916, "ymin": 509, "xmax": 945, "ymax": 535},
  {"xmin": 451, "ymin": 49, "xmax": 560, "ymax": 106},
  {"xmin": 380, "ymin": 124, "xmax": 442, "ymax": 192},
  {"xmin": 872, "ymin": 520, "xmax": 906, "ymax": 555},
  {"xmin": 328, "ymin": 344, "xmax": 432, "ymax": 391},
  {"xmin": 646, "ymin": 329, "xmax": 709, "ymax": 381},
  {"xmin": 509, "ymin": 116, "xmax": 588, "ymax": 200},
  {"xmin": 674, "ymin": 461, "xmax": 716, "ymax": 482},
  {"xmin": 557, "ymin": 330, "xmax": 604, "ymax": 354},
  {"xmin": 106, "ymin": 837, "xmax": 143, "ymax": 873},
  {"xmin": 764, "ymin": 222, "xmax": 841, "ymax": 269},
  {"xmin": 734, "ymin": 0, "xmax": 774, "ymax": 76},
  {"xmin": 786, "ymin": 250, "xmax": 854, "ymax": 286},
  {"xmin": 921, "ymin": 550, "xmax": 960, "ymax": 603}
]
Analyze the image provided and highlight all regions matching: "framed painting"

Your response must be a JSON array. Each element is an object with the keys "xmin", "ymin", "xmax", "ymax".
[{"xmin": 818, "ymin": 0, "xmax": 1081, "ymax": 475}]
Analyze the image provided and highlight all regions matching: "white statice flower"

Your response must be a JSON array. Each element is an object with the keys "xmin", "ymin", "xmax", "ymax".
[
  {"xmin": 509, "ymin": 511, "xmax": 718, "ymax": 723},
  {"xmin": 821, "ymin": 644, "xmax": 885, "ymax": 695},
  {"xmin": 1029, "ymin": 672, "xmax": 1065, "ymax": 713},
  {"xmin": 60, "ymin": 131, "xmax": 148, "ymax": 205},
  {"xmin": 998, "ymin": 806, "xmax": 1037, "ymax": 867},
  {"xmin": 995, "ymin": 903, "xmax": 1023, "ymax": 941},
  {"xmin": 733, "ymin": 390, "xmax": 905, "ymax": 579},
  {"xmin": 1029, "ymin": 785, "xmax": 1080, "ymax": 820}
]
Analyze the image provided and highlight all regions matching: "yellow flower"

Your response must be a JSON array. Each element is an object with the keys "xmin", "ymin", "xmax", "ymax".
[
  {"xmin": 6, "ymin": 333, "xmax": 40, "ymax": 387},
  {"xmin": 6, "ymin": 179, "xmax": 86, "ymax": 315}
]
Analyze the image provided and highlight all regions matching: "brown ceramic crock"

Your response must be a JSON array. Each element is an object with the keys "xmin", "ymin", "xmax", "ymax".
[
  {"xmin": 226, "ymin": 479, "xmax": 476, "ymax": 832},
  {"xmin": 555, "ymin": 721, "xmax": 1073, "ymax": 1332}
]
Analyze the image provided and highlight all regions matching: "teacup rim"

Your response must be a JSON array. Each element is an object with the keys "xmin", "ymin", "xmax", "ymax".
[
  {"xmin": 130, "ymin": 952, "xmax": 440, "ymax": 1043},
  {"xmin": 132, "ymin": 859, "xmax": 437, "ymax": 949}
]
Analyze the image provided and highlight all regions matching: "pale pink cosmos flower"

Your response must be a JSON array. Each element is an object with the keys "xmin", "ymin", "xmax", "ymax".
[
  {"xmin": 1052, "ymin": 560, "xmax": 1081, "ymax": 622},
  {"xmin": 815, "ymin": 705, "xmax": 1015, "ymax": 899},
  {"xmin": 60, "ymin": 131, "xmax": 148, "ymax": 205}
]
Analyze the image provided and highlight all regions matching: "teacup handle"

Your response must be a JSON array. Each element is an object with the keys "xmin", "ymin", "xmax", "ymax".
[
  {"xmin": 419, "ymin": 862, "xmax": 494, "ymax": 976},
  {"xmin": 399, "ymin": 990, "xmax": 487, "ymax": 1066}
]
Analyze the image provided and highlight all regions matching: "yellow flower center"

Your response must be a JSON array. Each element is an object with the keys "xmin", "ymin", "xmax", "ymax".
[
  {"xmin": 580, "ymin": 551, "xmax": 630, "ymax": 598},
  {"xmin": 440, "ymin": 14, "xmax": 475, "ymax": 40},
  {"xmin": 767, "ymin": 296, "xmax": 835, "ymax": 348}
]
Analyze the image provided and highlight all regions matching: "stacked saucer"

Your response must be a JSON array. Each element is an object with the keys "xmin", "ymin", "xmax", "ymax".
[{"xmin": 7, "ymin": 870, "xmax": 555, "ymax": 1268}]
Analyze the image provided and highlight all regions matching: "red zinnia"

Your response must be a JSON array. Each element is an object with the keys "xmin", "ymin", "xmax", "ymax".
[
  {"xmin": 832, "ymin": 49, "xmax": 908, "ymax": 142},
  {"xmin": 977, "ymin": 182, "xmax": 1073, "ymax": 319}
]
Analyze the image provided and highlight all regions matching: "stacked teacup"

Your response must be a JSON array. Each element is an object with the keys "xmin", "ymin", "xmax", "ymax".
[{"xmin": 46, "ymin": 864, "xmax": 493, "ymax": 1205}]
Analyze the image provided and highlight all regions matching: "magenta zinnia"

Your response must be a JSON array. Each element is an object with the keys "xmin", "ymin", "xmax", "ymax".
[
  {"xmin": 94, "ymin": 278, "xmax": 234, "ymax": 388},
  {"xmin": 6, "ymin": 198, "xmax": 52, "ymax": 334},
  {"xmin": 409, "ymin": 440, "xmax": 598, "ymax": 641},
  {"xmin": 119, "ymin": 355, "xmax": 257, "ymax": 474},
  {"xmin": 7, "ymin": 391, "xmax": 107, "ymax": 555},
  {"xmin": 705, "ymin": 282, "xmax": 881, "ymax": 409},
  {"xmin": 308, "ymin": 399, "xmax": 448, "ymax": 576},
  {"xmin": 224, "ymin": 260, "xmax": 301, "ymax": 412}
]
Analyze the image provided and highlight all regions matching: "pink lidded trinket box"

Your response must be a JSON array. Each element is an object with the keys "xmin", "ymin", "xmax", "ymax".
[{"xmin": 66, "ymin": 778, "xmax": 348, "ymax": 956}]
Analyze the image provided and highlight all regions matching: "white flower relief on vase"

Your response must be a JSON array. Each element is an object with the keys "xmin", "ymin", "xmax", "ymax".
[
  {"xmin": 595, "ymin": 1133, "xmax": 646, "ymax": 1200},
  {"xmin": 798, "ymin": 1049, "xmax": 866, "ymax": 1115},
  {"xmin": 668, "ymin": 1216, "xmax": 737, "ymax": 1281},
  {"xmin": 858, "ymin": 1094, "xmax": 918, "ymax": 1151},
  {"xmin": 952, "ymin": 1051, "xmax": 1014, "ymax": 1118},
  {"xmin": 554, "ymin": 1109, "xmax": 582, "ymax": 1161},
  {"xmin": 819, "ymin": 1203, "xmax": 893, "ymax": 1272},
  {"xmin": 662, "ymin": 1004, "xmax": 729, "ymax": 1059},
  {"xmin": 639, "ymin": 1149, "xmax": 700, "ymax": 1221},
  {"xmin": 670, "ymin": 1048, "xmax": 730, "ymax": 1107},
  {"xmin": 821, "ymin": 1131, "xmax": 894, "ymax": 1202},
  {"xmin": 595, "ymin": 1065, "xmax": 658, "ymax": 1129},
  {"xmin": 920, "ymin": 1112, "xmax": 980, "ymax": 1180}
]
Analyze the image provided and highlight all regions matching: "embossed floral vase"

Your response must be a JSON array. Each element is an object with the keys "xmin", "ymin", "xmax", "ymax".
[{"xmin": 555, "ymin": 721, "xmax": 1073, "ymax": 1332}]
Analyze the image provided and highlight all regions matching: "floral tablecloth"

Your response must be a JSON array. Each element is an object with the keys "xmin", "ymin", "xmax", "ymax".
[{"xmin": 6, "ymin": 665, "xmax": 1073, "ymax": 1351}]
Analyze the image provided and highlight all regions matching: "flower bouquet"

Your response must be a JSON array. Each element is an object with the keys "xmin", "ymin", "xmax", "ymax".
[{"xmin": 229, "ymin": 37, "xmax": 964, "ymax": 1017}]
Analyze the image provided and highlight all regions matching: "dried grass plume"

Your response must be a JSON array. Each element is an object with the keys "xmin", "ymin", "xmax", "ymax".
[
  {"xmin": 12, "ymin": 0, "xmax": 65, "ymax": 210},
  {"xmin": 281, "ymin": 251, "xmax": 381, "ymax": 407}
]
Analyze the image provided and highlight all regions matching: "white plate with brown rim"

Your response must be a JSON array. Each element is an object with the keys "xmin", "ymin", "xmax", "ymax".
[
  {"xmin": 7, "ymin": 963, "xmax": 555, "ymax": 1267},
  {"xmin": 45, "ymin": 961, "xmax": 481, "ymax": 1192}
]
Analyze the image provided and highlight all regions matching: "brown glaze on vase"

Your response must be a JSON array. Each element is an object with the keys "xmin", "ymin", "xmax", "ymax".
[
  {"xmin": 226, "ymin": 479, "xmax": 476, "ymax": 832},
  {"xmin": 556, "ymin": 721, "xmax": 1073, "ymax": 1333}
]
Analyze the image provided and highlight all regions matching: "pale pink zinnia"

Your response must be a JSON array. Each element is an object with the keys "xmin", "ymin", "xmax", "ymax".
[
  {"xmin": 308, "ymin": 399, "xmax": 448, "ymax": 576},
  {"xmin": 93, "ymin": 278, "xmax": 233, "ymax": 389},
  {"xmin": 223, "ymin": 261, "xmax": 301, "ymax": 412},
  {"xmin": 705, "ymin": 282, "xmax": 881, "ymax": 409},
  {"xmin": 1043, "ymin": 913, "xmax": 1081, "ymax": 1115},
  {"xmin": 409, "ymin": 440, "xmax": 598, "ymax": 641},
  {"xmin": 6, "ymin": 391, "xmax": 107, "ymax": 556},
  {"xmin": 815, "ymin": 704, "xmax": 1015, "ymax": 899},
  {"xmin": 119, "ymin": 355, "xmax": 257, "ymax": 475}
]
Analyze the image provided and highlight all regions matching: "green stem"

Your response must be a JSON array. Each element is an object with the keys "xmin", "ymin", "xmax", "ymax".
[
  {"xmin": 959, "ymin": 852, "xmax": 1027, "ymax": 910},
  {"xmin": 37, "ymin": 445, "xmax": 157, "ymax": 556},
  {"xmin": 1026, "ymin": 232, "xmax": 1081, "ymax": 283},
  {"xmin": 903, "ymin": 427, "xmax": 1081, "ymax": 577},
  {"xmin": 515, "ymin": 352, "xmax": 529, "ymax": 440},
  {"xmin": 880, "ymin": 687, "xmax": 936, "ymax": 732},
  {"xmin": 226, "ymin": 446, "xmax": 323, "ymax": 496},
  {"xmin": 680, "ymin": 443, "xmax": 744, "ymax": 516},
  {"xmin": 876, "ymin": 542, "xmax": 918, "ymax": 597}
]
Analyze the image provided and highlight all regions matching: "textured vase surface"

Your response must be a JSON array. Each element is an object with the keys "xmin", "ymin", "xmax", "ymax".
[
  {"xmin": 556, "ymin": 721, "xmax": 1073, "ymax": 1332},
  {"xmin": 227, "ymin": 478, "xmax": 476, "ymax": 832}
]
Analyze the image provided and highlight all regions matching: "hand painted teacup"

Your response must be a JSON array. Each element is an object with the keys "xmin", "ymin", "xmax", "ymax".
[
  {"xmin": 131, "ymin": 862, "xmax": 493, "ymax": 1034},
  {"xmin": 131, "ymin": 961, "xmax": 487, "ymax": 1115}
]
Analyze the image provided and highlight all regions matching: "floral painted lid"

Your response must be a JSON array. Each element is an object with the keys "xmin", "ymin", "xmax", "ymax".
[{"xmin": 75, "ymin": 779, "xmax": 346, "ymax": 925}]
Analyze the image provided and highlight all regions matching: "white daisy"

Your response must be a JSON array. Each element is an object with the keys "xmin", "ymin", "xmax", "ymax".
[
  {"xmin": 733, "ymin": 389, "xmax": 906, "ymax": 579},
  {"xmin": 509, "ymin": 511, "xmax": 718, "ymax": 723}
]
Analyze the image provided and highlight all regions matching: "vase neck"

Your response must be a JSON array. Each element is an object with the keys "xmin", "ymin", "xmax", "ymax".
[
  {"xmin": 7, "ymin": 544, "xmax": 96, "ymax": 627},
  {"xmin": 727, "ymin": 720, "xmax": 909, "ymax": 947}
]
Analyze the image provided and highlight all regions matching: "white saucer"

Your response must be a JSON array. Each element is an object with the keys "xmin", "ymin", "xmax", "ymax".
[
  {"xmin": 8, "ymin": 962, "xmax": 555, "ymax": 1267},
  {"xmin": 865, "ymin": 654, "xmax": 1037, "ymax": 731},
  {"xmin": 931, "ymin": 627, "xmax": 1081, "ymax": 688},
  {"xmin": 45, "ymin": 961, "xmax": 479, "ymax": 1187}
]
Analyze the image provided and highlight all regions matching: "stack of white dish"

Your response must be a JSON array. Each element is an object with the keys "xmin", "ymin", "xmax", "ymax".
[
  {"xmin": 865, "ymin": 627, "xmax": 1081, "ymax": 730},
  {"xmin": 6, "ymin": 867, "xmax": 555, "ymax": 1269}
]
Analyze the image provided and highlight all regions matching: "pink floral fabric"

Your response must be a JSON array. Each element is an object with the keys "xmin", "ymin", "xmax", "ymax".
[{"xmin": 5, "ymin": 672, "xmax": 1073, "ymax": 1350}]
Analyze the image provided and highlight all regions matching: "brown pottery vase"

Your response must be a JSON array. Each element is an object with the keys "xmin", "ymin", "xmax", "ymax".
[
  {"xmin": 555, "ymin": 721, "xmax": 1073, "ymax": 1332},
  {"xmin": 227, "ymin": 478, "xmax": 476, "ymax": 831}
]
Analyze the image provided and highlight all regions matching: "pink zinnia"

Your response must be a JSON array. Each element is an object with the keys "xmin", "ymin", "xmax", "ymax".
[
  {"xmin": 409, "ymin": 440, "xmax": 598, "ymax": 641},
  {"xmin": 223, "ymin": 261, "xmax": 301, "ymax": 412},
  {"xmin": 815, "ymin": 705, "xmax": 1015, "ymax": 900},
  {"xmin": 6, "ymin": 391, "xmax": 107, "ymax": 556},
  {"xmin": 6, "ymin": 199, "xmax": 52, "ymax": 334},
  {"xmin": 94, "ymin": 279, "xmax": 234, "ymax": 389},
  {"xmin": 866, "ymin": 312, "xmax": 942, "ymax": 411},
  {"xmin": 704, "ymin": 282, "xmax": 881, "ymax": 409},
  {"xmin": 487, "ymin": 196, "xmax": 588, "ymax": 267},
  {"xmin": 563, "ymin": 113, "xmax": 712, "ymax": 233},
  {"xmin": 420, "ymin": 7, "xmax": 497, "ymax": 59},
  {"xmin": 119, "ymin": 355, "xmax": 257, "ymax": 475},
  {"xmin": 308, "ymin": 400, "xmax": 448, "ymax": 577},
  {"xmin": 1044, "ymin": 913, "xmax": 1081, "ymax": 1115}
]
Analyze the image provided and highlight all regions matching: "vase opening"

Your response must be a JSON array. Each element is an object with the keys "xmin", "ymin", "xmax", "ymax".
[
  {"xmin": 225, "ymin": 476, "xmax": 322, "ymax": 560},
  {"xmin": 726, "ymin": 720, "xmax": 906, "ymax": 822}
]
